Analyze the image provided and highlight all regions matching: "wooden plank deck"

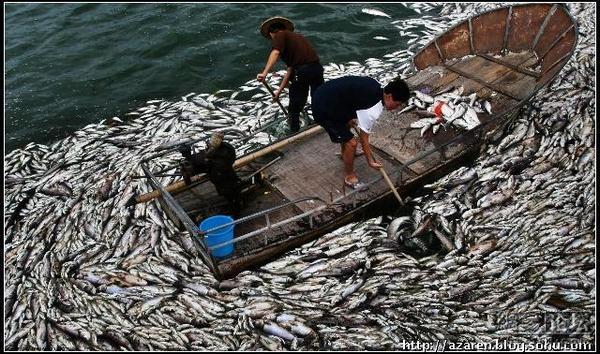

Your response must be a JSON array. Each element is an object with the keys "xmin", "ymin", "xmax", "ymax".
[
  {"xmin": 264, "ymin": 130, "xmax": 411, "ymax": 213},
  {"xmin": 371, "ymin": 51, "xmax": 539, "ymax": 175}
]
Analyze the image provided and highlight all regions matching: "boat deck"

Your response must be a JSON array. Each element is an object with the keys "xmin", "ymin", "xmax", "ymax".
[
  {"xmin": 265, "ymin": 131, "xmax": 403, "ymax": 213},
  {"xmin": 370, "ymin": 51, "xmax": 537, "ymax": 175},
  {"xmin": 168, "ymin": 50, "xmax": 540, "ymax": 273},
  {"xmin": 172, "ymin": 130, "xmax": 414, "ymax": 258}
]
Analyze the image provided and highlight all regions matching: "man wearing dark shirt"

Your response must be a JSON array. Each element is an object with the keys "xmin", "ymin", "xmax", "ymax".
[
  {"xmin": 312, "ymin": 76, "xmax": 410, "ymax": 189},
  {"xmin": 180, "ymin": 132, "xmax": 242, "ymax": 217},
  {"xmin": 257, "ymin": 17, "xmax": 324, "ymax": 133}
]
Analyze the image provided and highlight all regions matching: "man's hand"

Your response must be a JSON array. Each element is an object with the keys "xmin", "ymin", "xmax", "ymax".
[
  {"xmin": 257, "ymin": 73, "xmax": 267, "ymax": 82},
  {"xmin": 273, "ymin": 89, "xmax": 282, "ymax": 102},
  {"xmin": 368, "ymin": 160, "xmax": 383, "ymax": 170}
]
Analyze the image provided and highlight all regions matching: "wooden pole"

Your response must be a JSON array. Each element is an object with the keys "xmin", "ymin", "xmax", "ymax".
[
  {"xmin": 262, "ymin": 80, "xmax": 289, "ymax": 117},
  {"xmin": 134, "ymin": 125, "xmax": 323, "ymax": 204},
  {"xmin": 379, "ymin": 167, "xmax": 405, "ymax": 206},
  {"xmin": 351, "ymin": 126, "xmax": 404, "ymax": 206}
]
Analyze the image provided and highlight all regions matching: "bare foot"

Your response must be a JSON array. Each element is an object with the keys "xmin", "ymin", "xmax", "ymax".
[
  {"xmin": 344, "ymin": 176, "xmax": 368, "ymax": 191},
  {"xmin": 344, "ymin": 175, "xmax": 359, "ymax": 185}
]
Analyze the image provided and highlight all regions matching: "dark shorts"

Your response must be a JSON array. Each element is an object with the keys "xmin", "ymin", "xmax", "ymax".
[{"xmin": 314, "ymin": 113, "xmax": 353, "ymax": 144}]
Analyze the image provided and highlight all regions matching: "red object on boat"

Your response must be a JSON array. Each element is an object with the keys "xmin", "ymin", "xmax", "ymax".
[{"xmin": 433, "ymin": 101, "xmax": 445, "ymax": 117}]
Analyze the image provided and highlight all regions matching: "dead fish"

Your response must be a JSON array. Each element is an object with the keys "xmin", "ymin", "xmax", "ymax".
[
  {"xmin": 413, "ymin": 98, "xmax": 426, "ymax": 109},
  {"xmin": 410, "ymin": 214, "xmax": 433, "ymax": 238},
  {"xmin": 468, "ymin": 239, "xmax": 497, "ymax": 257},
  {"xmin": 262, "ymin": 321, "xmax": 296, "ymax": 341},
  {"xmin": 415, "ymin": 90, "xmax": 435, "ymax": 104},
  {"xmin": 468, "ymin": 93, "xmax": 477, "ymax": 106},
  {"xmin": 40, "ymin": 182, "xmax": 73, "ymax": 197},
  {"xmin": 443, "ymin": 168, "xmax": 478, "ymax": 188},
  {"xmin": 447, "ymin": 104, "xmax": 466, "ymax": 123},
  {"xmin": 483, "ymin": 100, "xmax": 492, "ymax": 114},
  {"xmin": 411, "ymin": 117, "xmax": 439, "ymax": 129},
  {"xmin": 361, "ymin": 8, "xmax": 392, "ymax": 18},
  {"xmin": 415, "ymin": 110, "xmax": 437, "ymax": 118},
  {"xmin": 437, "ymin": 101, "xmax": 455, "ymax": 119},
  {"xmin": 332, "ymin": 276, "xmax": 366, "ymax": 305},
  {"xmin": 398, "ymin": 104, "xmax": 416, "ymax": 114},
  {"xmin": 155, "ymin": 139, "xmax": 195, "ymax": 151},
  {"xmin": 97, "ymin": 174, "xmax": 116, "ymax": 201},
  {"xmin": 421, "ymin": 123, "xmax": 432, "ymax": 136},
  {"xmin": 432, "ymin": 229, "xmax": 455, "ymax": 252},
  {"xmin": 462, "ymin": 106, "xmax": 480, "ymax": 129}
]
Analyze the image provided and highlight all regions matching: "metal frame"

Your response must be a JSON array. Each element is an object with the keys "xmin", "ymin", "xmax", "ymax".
[
  {"xmin": 411, "ymin": 3, "xmax": 577, "ymax": 111},
  {"xmin": 200, "ymin": 196, "xmax": 328, "ymax": 251},
  {"xmin": 441, "ymin": 63, "xmax": 524, "ymax": 101},
  {"xmin": 533, "ymin": 24, "xmax": 575, "ymax": 67},
  {"xmin": 468, "ymin": 18, "xmax": 475, "ymax": 54},
  {"xmin": 541, "ymin": 51, "xmax": 574, "ymax": 77},
  {"xmin": 140, "ymin": 161, "xmax": 222, "ymax": 277},
  {"xmin": 476, "ymin": 54, "xmax": 540, "ymax": 78},
  {"xmin": 433, "ymin": 39, "xmax": 444, "ymax": 61}
]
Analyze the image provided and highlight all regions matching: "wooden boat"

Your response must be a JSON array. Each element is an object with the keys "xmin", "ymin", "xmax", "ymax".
[{"xmin": 137, "ymin": 4, "xmax": 577, "ymax": 280}]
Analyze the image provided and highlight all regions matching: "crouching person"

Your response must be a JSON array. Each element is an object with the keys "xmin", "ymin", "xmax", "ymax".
[{"xmin": 179, "ymin": 132, "xmax": 242, "ymax": 217}]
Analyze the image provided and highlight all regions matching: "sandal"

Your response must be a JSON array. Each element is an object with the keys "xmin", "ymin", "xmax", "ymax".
[{"xmin": 344, "ymin": 178, "xmax": 369, "ymax": 191}]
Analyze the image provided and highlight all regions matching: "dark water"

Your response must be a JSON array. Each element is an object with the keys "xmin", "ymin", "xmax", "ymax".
[{"xmin": 5, "ymin": 3, "xmax": 437, "ymax": 153}]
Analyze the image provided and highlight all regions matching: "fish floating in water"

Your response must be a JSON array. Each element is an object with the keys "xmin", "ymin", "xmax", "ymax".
[{"xmin": 361, "ymin": 8, "xmax": 392, "ymax": 18}]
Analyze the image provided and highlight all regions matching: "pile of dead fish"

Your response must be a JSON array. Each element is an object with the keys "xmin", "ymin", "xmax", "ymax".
[
  {"xmin": 4, "ymin": 2, "xmax": 595, "ymax": 351},
  {"xmin": 406, "ymin": 86, "xmax": 490, "ymax": 135}
]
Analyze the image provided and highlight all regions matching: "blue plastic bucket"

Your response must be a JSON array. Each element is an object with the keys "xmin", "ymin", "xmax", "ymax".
[{"xmin": 199, "ymin": 215, "xmax": 235, "ymax": 259}]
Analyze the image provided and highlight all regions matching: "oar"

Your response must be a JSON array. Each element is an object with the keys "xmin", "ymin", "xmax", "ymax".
[
  {"xmin": 352, "ymin": 126, "xmax": 404, "ymax": 206},
  {"xmin": 262, "ymin": 80, "xmax": 289, "ymax": 117}
]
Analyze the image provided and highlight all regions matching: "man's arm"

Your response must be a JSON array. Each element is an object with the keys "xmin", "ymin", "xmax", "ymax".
[
  {"xmin": 356, "ymin": 126, "xmax": 383, "ymax": 169},
  {"xmin": 274, "ymin": 66, "xmax": 294, "ymax": 99},
  {"xmin": 257, "ymin": 49, "xmax": 281, "ymax": 82}
]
